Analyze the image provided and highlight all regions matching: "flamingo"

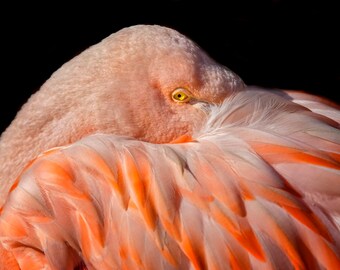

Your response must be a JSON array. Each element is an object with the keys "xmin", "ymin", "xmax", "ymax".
[{"xmin": 0, "ymin": 25, "xmax": 339, "ymax": 270}]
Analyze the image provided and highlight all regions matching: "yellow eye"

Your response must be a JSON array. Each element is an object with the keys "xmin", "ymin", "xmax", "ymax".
[{"xmin": 171, "ymin": 88, "xmax": 191, "ymax": 103}]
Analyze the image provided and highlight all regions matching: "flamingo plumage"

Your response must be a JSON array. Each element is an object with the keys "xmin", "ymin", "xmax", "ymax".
[{"xmin": 0, "ymin": 25, "xmax": 339, "ymax": 270}]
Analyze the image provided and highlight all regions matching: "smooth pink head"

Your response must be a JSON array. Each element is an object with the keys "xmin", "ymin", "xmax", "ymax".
[{"xmin": 0, "ymin": 24, "xmax": 244, "ymax": 188}]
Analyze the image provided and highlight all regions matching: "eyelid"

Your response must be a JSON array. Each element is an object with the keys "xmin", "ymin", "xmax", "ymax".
[{"xmin": 171, "ymin": 88, "xmax": 192, "ymax": 103}]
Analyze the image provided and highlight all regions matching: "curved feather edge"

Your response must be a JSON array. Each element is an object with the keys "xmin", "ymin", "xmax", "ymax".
[{"xmin": 0, "ymin": 88, "xmax": 339, "ymax": 269}]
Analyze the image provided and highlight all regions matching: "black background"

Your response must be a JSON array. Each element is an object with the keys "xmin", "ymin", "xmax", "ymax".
[{"xmin": 1, "ymin": 0, "xmax": 339, "ymax": 134}]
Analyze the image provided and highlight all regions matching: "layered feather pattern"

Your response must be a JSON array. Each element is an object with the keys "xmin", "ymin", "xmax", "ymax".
[{"xmin": 0, "ymin": 88, "xmax": 339, "ymax": 269}]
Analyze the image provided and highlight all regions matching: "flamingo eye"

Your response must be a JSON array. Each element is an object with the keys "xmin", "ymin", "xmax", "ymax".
[{"xmin": 171, "ymin": 88, "xmax": 191, "ymax": 103}]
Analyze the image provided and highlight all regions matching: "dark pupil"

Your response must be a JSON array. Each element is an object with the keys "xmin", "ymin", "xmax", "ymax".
[{"xmin": 177, "ymin": 94, "xmax": 182, "ymax": 98}]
